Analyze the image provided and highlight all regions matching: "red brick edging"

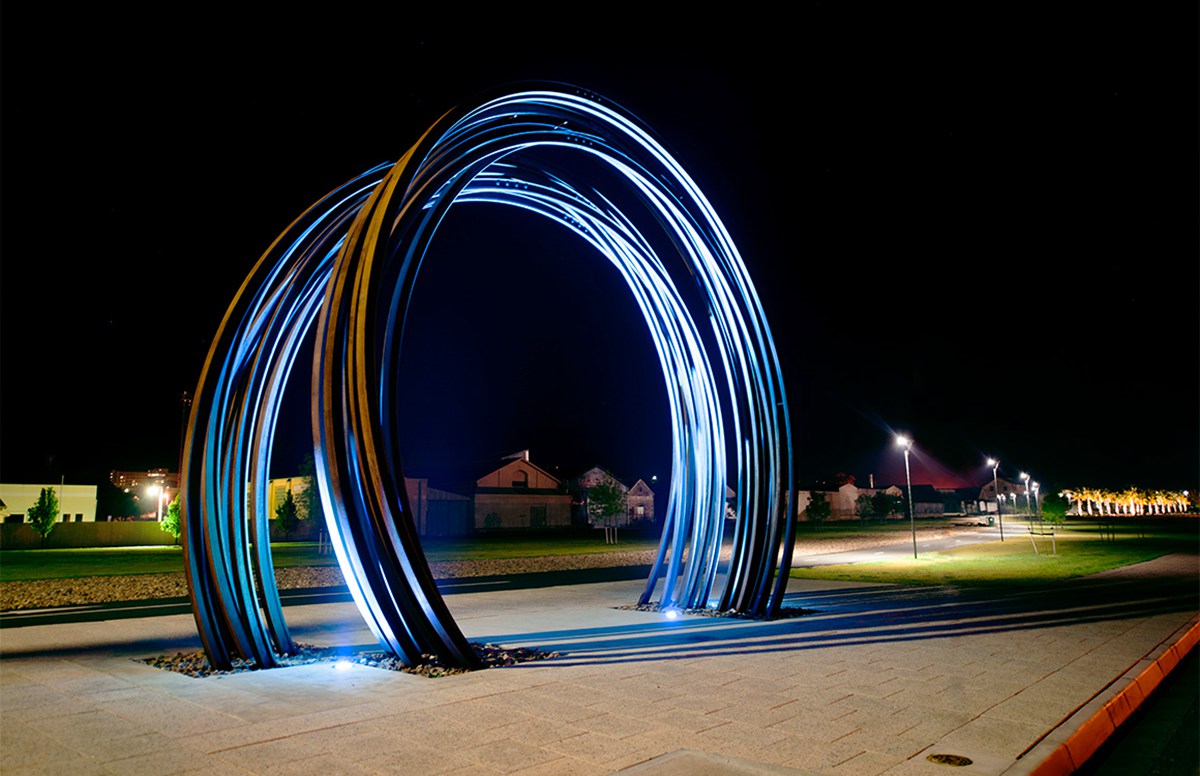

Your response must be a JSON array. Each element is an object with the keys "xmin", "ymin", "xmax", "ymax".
[{"xmin": 1029, "ymin": 616, "xmax": 1200, "ymax": 775}]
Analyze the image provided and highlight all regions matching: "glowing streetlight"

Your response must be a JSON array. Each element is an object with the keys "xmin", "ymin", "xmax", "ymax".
[
  {"xmin": 987, "ymin": 458, "xmax": 1005, "ymax": 541},
  {"xmin": 1017, "ymin": 473, "xmax": 1040, "ymax": 553},
  {"xmin": 1032, "ymin": 481, "xmax": 1041, "ymax": 517},
  {"xmin": 896, "ymin": 434, "xmax": 917, "ymax": 559},
  {"xmin": 146, "ymin": 484, "xmax": 165, "ymax": 521}
]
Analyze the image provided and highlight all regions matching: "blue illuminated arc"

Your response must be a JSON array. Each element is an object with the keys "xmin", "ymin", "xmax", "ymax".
[{"xmin": 181, "ymin": 84, "xmax": 794, "ymax": 671}]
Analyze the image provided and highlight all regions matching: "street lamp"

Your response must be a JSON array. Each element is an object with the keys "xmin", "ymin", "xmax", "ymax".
[
  {"xmin": 146, "ymin": 484, "xmax": 164, "ymax": 521},
  {"xmin": 1020, "ymin": 472, "xmax": 1031, "ymax": 515},
  {"xmin": 896, "ymin": 434, "xmax": 917, "ymax": 559},
  {"xmin": 1032, "ymin": 481, "xmax": 1041, "ymax": 517},
  {"xmin": 987, "ymin": 458, "xmax": 1005, "ymax": 541}
]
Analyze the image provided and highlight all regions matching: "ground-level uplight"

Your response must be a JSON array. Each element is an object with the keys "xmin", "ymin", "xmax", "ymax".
[{"xmin": 896, "ymin": 435, "xmax": 917, "ymax": 559}]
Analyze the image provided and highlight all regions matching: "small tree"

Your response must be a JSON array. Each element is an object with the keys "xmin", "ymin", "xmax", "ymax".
[
  {"xmin": 588, "ymin": 474, "xmax": 628, "ymax": 544},
  {"xmin": 806, "ymin": 491, "xmax": 831, "ymax": 530},
  {"xmin": 1041, "ymin": 492, "xmax": 1069, "ymax": 527},
  {"xmin": 161, "ymin": 493, "xmax": 182, "ymax": 544},
  {"xmin": 872, "ymin": 491, "xmax": 903, "ymax": 519},
  {"xmin": 296, "ymin": 453, "xmax": 317, "ymax": 521},
  {"xmin": 855, "ymin": 494, "xmax": 875, "ymax": 521},
  {"xmin": 275, "ymin": 488, "xmax": 300, "ymax": 540},
  {"xmin": 28, "ymin": 487, "xmax": 59, "ymax": 548}
]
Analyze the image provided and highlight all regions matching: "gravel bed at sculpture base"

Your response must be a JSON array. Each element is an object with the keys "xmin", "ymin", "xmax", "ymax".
[
  {"xmin": 136, "ymin": 641, "xmax": 560, "ymax": 679},
  {"xmin": 615, "ymin": 602, "xmax": 819, "ymax": 619}
]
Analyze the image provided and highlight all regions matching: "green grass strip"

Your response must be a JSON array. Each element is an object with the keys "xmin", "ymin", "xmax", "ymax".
[
  {"xmin": 0, "ymin": 535, "xmax": 662, "ymax": 582},
  {"xmin": 790, "ymin": 529, "xmax": 1195, "ymax": 588}
]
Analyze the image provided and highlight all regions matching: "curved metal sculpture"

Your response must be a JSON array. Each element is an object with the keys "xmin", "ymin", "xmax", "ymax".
[{"xmin": 182, "ymin": 84, "xmax": 794, "ymax": 671}]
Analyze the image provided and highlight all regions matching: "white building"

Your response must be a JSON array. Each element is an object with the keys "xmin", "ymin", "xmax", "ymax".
[{"xmin": 0, "ymin": 484, "xmax": 99, "ymax": 524}]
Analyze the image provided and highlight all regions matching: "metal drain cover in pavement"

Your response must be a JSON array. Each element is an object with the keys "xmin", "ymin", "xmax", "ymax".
[{"xmin": 927, "ymin": 753, "xmax": 974, "ymax": 766}]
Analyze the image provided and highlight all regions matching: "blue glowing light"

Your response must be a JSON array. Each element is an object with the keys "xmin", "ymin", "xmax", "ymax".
[{"xmin": 181, "ymin": 84, "xmax": 794, "ymax": 671}]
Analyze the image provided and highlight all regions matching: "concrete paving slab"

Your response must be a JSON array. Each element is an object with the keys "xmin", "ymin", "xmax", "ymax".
[
  {"xmin": 1, "ymin": 552, "xmax": 1195, "ymax": 775},
  {"xmin": 620, "ymin": 748, "xmax": 803, "ymax": 774}
]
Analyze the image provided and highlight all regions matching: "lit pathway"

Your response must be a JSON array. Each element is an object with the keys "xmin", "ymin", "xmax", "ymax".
[{"xmin": 1, "ymin": 552, "xmax": 1195, "ymax": 775}]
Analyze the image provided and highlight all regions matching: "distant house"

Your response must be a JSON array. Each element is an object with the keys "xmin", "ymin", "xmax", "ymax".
[
  {"xmin": 572, "ymin": 467, "xmax": 656, "ymax": 528},
  {"xmin": 573, "ymin": 466, "xmax": 627, "ymax": 528},
  {"xmin": 474, "ymin": 453, "xmax": 571, "ymax": 530},
  {"xmin": 576, "ymin": 466, "xmax": 621, "ymax": 491},
  {"xmin": 904, "ymin": 484, "xmax": 946, "ymax": 516},
  {"xmin": 626, "ymin": 478, "xmax": 655, "ymax": 525},
  {"xmin": 795, "ymin": 482, "xmax": 904, "ymax": 521},
  {"xmin": 977, "ymin": 477, "xmax": 1029, "ymax": 513},
  {"xmin": 939, "ymin": 486, "xmax": 989, "ymax": 515}
]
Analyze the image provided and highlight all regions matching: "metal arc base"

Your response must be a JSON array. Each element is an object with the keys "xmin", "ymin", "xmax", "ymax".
[{"xmin": 182, "ymin": 83, "xmax": 794, "ymax": 671}]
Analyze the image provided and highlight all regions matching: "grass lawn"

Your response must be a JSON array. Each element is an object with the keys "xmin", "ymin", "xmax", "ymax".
[
  {"xmin": 420, "ymin": 535, "xmax": 659, "ymax": 562},
  {"xmin": 790, "ymin": 524, "xmax": 1198, "ymax": 588},
  {"xmin": 5, "ymin": 519, "xmax": 1192, "ymax": 585},
  {"xmin": 0, "ymin": 534, "xmax": 663, "ymax": 582},
  {"xmin": 0, "ymin": 545, "xmax": 187, "ymax": 581}
]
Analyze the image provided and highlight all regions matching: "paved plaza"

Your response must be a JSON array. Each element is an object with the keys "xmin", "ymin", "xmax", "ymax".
[{"xmin": 1, "ymin": 551, "xmax": 1196, "ymax": 775}]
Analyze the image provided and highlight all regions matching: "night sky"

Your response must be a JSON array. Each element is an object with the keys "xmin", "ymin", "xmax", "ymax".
[{"xmin": 3, "ymin": 9, "xmax": 1196, "ymax": 500}]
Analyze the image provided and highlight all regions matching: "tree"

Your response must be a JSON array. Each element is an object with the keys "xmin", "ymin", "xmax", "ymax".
[
  {"xmin": 855, "ymin": 494, "xmax": 875, "ymax": 520},
  {"xmin": 161, "ymin": 493, "xmax": 182, "ymax": 544},
  {"xmin": 872, "ymin": 491, "xmax": 903, "ymax": 518},
  {"xmin": 275, "ymin": 488, "xmax": 300, "ymax": 540},
  {"xmin": 806, "ymin": 491, "xmax": 831, "ymax": 530},
  {"xmin": 296, "ymin": 453, "xmax": 317, "ymax": 522},
  {"xmin": 588, "ymin": 473, "xmax": 628, "ymax": 544},
  {"xmin": 28, "ymin": 487, "xmax": 59, "ymax": 548},
  {"xmin": 1041, "ymin": 492, "xmax": 1069, "ymax": 527}
]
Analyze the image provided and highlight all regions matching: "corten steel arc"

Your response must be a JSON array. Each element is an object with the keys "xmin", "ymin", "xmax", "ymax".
[{"xmin": 182, "ymin": 84, "xmax": 795, "ymax": 671}]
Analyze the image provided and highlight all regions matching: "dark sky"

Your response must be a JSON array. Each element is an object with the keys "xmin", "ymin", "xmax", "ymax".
[{"xmin": 3, "ymin": 9, "xmax": 1196, "ymax": 498}]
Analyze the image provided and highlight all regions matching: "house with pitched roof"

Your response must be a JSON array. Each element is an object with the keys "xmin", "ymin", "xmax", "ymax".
[
  {"xmin": 572, "ymin": 466, "xmax": 656, "ymax": 528},
  {"xmin": 474, "ymin": 452, "xmax": 571, "ymax": 530}
]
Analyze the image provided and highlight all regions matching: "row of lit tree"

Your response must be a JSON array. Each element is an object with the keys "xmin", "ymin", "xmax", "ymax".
[{"xmin": 1061, "ymin": 487, "xmax": 1191, "ymax": 516}]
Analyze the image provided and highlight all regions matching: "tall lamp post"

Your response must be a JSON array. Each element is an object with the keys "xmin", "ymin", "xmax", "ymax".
[
  {"xmin": 896, "ymin": 434, "xmax": 917, "ymax": 559},
  {"xmin": 987, "ymin": 458, "xmax": 1005, "ymax": 541},
  {"xmin": 147, "ymin": 484, "xmax": 164, "ymax": 521},
  {"xmin": 1020, "ymin": 472, "xmax": 1032, "ymax": 515}
]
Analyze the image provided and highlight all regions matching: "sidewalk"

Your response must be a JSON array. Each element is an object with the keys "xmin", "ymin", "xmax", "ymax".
[{"xmin": 1, "ymin": 552, "xmax": 1196, "ymax": 775}]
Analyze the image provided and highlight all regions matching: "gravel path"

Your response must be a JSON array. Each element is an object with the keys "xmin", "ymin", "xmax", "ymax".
[{"xmin": 0, "ymin": 527, "xmax": 970, "ymax": 611}]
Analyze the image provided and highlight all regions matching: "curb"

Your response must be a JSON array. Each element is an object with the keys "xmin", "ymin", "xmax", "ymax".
[{"xmin": 1021, "ymin": 614, "xmax": 1200, "ymax": 775}]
